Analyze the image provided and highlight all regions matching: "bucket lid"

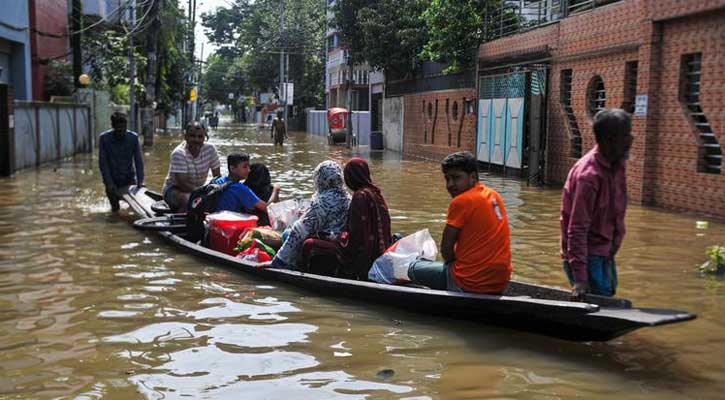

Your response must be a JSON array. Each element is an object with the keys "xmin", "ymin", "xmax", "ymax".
[{"xmin": 205, "ymin": 211, "xmax": 259, "ymax": 222}]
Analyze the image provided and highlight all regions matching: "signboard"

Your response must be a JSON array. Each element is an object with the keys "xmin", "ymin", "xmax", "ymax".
[
  {"xmin": 189, "ymin": 88, "xmax": 197, "ymax": 102},
  {"xmin": 228, "ymin": 92, "xmax": 234, "ymax": 100},
  {"xmin": 259, "ymin": 92, "xmax": 274, "ymax": 104},
  {"xmin": 281, "ymin": 83, "xmax": 294, "ymax": 105},
  {"xmin": 634, "ymin": 94, "xmax": 647, "ymax": 116}
]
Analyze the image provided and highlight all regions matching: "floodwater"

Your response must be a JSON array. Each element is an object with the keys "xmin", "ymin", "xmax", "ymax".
[{"xmin": 1, "ymin": 120, "xmax": 724, "ymax": 399}]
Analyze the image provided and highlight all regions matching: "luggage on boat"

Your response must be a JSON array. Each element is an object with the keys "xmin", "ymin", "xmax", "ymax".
[
  {"xmin": 185, "ymin": 180, "xmax": 233, "ymax": 243},
  {"xmin": 236, "ymin": 238, "xmax": 276, "ymax": 263},
  {"xmin": 237, "ymin": 227, "xmax": 283, "ymax": 250},
  {"xmin": 268, "ymin": 199, "xmax": 309, "ymax": 231},
  {"xmin": 206, "ymin": 211, "xmax": 259, "ymax": 255},
  {"xmin": 369, "ymin": 229, "xmax": 438, "ymax": 284}
]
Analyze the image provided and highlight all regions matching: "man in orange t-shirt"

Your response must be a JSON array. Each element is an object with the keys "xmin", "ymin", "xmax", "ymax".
[{"xmin": 408, "ymin": 151, "xmax": 512, "ymax": 294}]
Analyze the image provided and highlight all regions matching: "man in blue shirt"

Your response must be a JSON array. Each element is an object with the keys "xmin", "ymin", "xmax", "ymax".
[
  {"xmin": 212, "ymin": 153, "xmax": 268, "ymax": 214},
  {"xmin": 98, "ymin": 112, "xmax": 144, "ymax": 212}
]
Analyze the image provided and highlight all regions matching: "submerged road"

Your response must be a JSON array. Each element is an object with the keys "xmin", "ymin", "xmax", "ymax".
[{"xmin": 0, "ymin": 120, "xmax": 723, "ymax": 399}]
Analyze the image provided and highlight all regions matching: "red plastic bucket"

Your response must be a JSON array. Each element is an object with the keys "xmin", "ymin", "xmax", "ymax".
[{"xmin": 206, "ymin": 212, "xmax": 259, "ymax": 255}]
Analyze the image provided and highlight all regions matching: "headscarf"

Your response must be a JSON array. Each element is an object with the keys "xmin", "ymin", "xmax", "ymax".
[
  {"xmin": 339, "ymin": 158, "xmax": 392, "ymax": 279},
  {"xmin": 273, "ymin": 160, "xmax": 351, "ymax": 268},
  {"xmin": 245, "ymin": 163, "xmax": 274, "ymax": 202}
]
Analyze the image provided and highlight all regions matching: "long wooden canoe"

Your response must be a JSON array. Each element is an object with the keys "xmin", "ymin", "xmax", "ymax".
[{"xmin": 123, "ymin": 187, "xmax": 696, "ymax": 342}]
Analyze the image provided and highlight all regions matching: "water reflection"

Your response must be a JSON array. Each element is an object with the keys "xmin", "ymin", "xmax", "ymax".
[{"xmin": 0, "ymin": 121, "xmax": 723, "ymax": 399}]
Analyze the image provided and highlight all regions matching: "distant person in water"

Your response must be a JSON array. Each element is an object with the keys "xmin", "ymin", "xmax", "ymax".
[
  {"xmin": 98, "ymin": 112, "xmax": 144, "ymax": 212},
  {"xmin": 161, "ymin": 122, "xmax": 221, "ymax": 212},
  {"xmin": 407, "ymin": 151, "xmax": 513, "ymax": 294},
  {"xmin": 561, "ymin": 108, "xmax": 633, "ymax": 300},
  {"xmin": 270, "ymin": 111, "xmax": 287, "ymax": 146}
]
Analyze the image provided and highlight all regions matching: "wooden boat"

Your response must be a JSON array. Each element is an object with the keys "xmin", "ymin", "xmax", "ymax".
[{"xmin": 123, "ymin": 187, "xmax": 696, "ymax": 342}]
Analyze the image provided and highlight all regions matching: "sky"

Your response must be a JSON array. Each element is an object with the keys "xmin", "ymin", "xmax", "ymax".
[{"xmin": 184, "ymin": 0, "xmax": 229, "ymax": 61}]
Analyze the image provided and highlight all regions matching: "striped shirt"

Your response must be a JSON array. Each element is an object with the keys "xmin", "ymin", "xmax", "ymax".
[{"xmin": 162, "ymin": 141, "xmax": 221, "ymax": 193}]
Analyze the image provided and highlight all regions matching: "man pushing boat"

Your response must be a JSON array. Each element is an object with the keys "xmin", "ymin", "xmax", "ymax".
[{"xmin": 561, "ymin": 108, "xmax": 634, "ymax": 300}]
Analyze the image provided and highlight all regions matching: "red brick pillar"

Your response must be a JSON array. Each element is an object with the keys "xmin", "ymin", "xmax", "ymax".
[{"xmin": 632, "ymin": 22, "xmax": 663, "ymax": 205}]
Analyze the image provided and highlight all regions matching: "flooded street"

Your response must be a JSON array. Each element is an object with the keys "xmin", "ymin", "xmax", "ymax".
[{"xmin": 1, "ymin": 121, "xmax": 724, "ymax": 399}]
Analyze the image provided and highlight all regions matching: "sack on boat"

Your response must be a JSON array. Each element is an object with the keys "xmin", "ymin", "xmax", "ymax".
[
  {"xmin": 368, "ymin": 229, "xmax": 438, "ymax": 284},
  {"xmin": 236, "ymin": 239, "xmax": 274, "ymax": 263},
  {"xmin": 244, "ymin": 226, "xmax": 283, "ymax": 250},
  {"xmin": 235, "ymin": 236, "xmax": 277, "ymax": 257},
  {"xmin": 268, "ymin": 199, "xmax": 308, "ymax": 231}
]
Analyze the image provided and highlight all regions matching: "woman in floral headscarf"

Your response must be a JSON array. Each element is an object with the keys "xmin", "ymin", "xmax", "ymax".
[{"xmin": 270, "ymin": 160, "xmax": 351, "ymax": 269}]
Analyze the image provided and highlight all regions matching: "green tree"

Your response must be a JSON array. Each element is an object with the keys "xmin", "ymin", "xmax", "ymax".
[
  {"xmin": 421, "ymin": 0, "xmax": 518, "ymax": 73},
  {"xmin": 201, "ymin": 0, "xmax": 325, "ymax": 109},
  {"xmin": 357, "ymin": 0, "xmax": 430, "ymax": 79}
]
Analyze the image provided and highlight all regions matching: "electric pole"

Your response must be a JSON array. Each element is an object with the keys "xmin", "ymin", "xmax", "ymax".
[
  {"xmin": 142, "ymin": 0, "xmax": 162, "ymax": 146},
  {"xmin": 279, "ymin": 0, "xmax": 286, "ymax": 132},
  {"xmin": 128, "ymin": 1, "xmax": 136, "ymax": 132},
  {"xmin": 71, "ymin": 0, "xmax": 82, "ymax": 89}
]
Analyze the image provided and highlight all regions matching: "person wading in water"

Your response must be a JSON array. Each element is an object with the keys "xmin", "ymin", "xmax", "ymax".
[{"xmin": 270, "ymin": 111, "xmax": 288, "ymax": 146}]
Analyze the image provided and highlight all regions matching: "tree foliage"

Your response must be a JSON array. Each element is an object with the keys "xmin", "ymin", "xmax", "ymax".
[
  {"xmin": 331, "ymin": 0, "xmax": 519, "ymax": 75},
  {"xmin": 421, "ymin": 0, "xmax": 517, "ymax": 72},
  {"xmin": 43, "ymin": 60, "xmax": 74, "ymax": 97},
  {"xmin": 201, "ymin": 0, "xmax": 326, "ymax": 110},
  {"xmin": 80, "ymin": 0, "xmax": 190, "ymax": 111},
  {"xmin": 357, "ymin": 0, "xmax": 430, "ymax": 79}
]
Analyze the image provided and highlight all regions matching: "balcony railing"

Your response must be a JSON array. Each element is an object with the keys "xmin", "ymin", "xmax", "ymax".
[{"xmin": 484, "ymin": 0, "xmax": 623, "ymax": 41}]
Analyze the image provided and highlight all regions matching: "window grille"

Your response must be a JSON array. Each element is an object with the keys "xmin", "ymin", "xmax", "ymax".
[
  {"xmin": 560, "ymin": 69, "xmax": 582, "ymax": 158},
  {"xmin": 587, "ymin": 76, "xmax": 606, "ymax": 116},
  {"xmin": 680, "ymin": 53, "xmax": 721, "ymax": 174}
]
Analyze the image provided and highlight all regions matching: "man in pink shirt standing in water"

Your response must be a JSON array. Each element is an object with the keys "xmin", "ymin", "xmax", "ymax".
[{"xmin": 561, "ymin": 108, "xmax": 634, "ymax": 300}]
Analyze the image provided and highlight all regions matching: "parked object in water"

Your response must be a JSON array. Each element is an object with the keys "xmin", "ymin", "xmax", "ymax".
[
  {"xmin": 327, "ymin": 108, "xmax": 349, "ymax": 145},
  {"xmin": 125, "ymin": 186, "xmax": 696, "ymax": 342}
]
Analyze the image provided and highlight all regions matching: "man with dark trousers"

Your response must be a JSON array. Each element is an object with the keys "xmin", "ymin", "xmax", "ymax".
[{"xmin": 98, "ymin": 112, "xmax": 144, "ymax": 212}]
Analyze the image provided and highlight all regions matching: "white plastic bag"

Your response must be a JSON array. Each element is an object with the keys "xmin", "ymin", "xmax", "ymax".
[
  {"xmin": 268, "ymin": 199, "xmax": 298, "ymax": 231},
  {"xmin": 368, "ymin": 229, "xmax": 438, "ymax": 284}
]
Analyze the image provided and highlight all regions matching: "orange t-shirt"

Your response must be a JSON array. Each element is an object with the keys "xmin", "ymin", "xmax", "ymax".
[{"xmin": 446, "ymin": 182, "xmax": 512, "ymax": 293}]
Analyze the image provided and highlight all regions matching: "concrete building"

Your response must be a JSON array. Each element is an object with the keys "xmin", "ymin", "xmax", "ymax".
[
  {"xmin": 325, "ymin": 0, "xmax": 370, "ymax": 111},
  {"xmin": 29, "ymin": 0, "xmax": 69, "ymax": 101},
  {"xmin": 477, "ymin": 0, "xmax": 725, "ymax": 217},
  {"xmin": 0, "ymin": 1, "xmax": 33, "ymax": 100}
]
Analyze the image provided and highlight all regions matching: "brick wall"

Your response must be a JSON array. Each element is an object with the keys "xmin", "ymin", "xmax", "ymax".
[
  {"xmin": 403, "ymin": 89, "xmax": 477, "ymax": 162},
  {"xmin": 651, "ymin": 10, "xmax": 725, "ymax": 214},
  {"xmin": 476, "ymin": 0, "xmax": 725, "ymax": 217},
  {"xmin": 29, "ymin": 0, "xmax": 69, "ymax": 101}
]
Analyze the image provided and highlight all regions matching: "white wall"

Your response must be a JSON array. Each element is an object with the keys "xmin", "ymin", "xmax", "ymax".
[
  {"xmin": 307, "ymin": 110, "xmax": 371, "ymax": 145},
  {"xmin": 382, "ymin": 97, "xmax": 404, "ymax": 152}
]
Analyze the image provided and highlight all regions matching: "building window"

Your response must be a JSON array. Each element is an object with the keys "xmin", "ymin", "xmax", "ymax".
[
  {"xmin": 680, "ymin": 52, "xmax": 721, "ymax": 174},
  {"xmin": 560, "ymin": 69, "xmax": 582, "ymax": 158},
  {"xmin": 587, "ymin": 75, "xmax": 606, "ymax": 117},
  {"xmin": 622, "ymin": 61, "xmax": 638, "ymax": 114},
  {"xmin": 465, "ymin": 98, "xmax": 474, "ymax": 115}
]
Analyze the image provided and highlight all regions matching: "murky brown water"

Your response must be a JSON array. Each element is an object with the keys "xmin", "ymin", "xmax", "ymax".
[{"xmin": 1, "ymin": 120, "xmax": 724, "ymax": 399}]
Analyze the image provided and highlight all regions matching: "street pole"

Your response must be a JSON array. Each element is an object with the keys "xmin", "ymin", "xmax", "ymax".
[
  {"xmin": 142, "ymin": 0, "xmax": 161, "ymax": 146},
  {"xmin": 128, "ymin": 0, "xmax": 136, "ymax": 133},
  {"xmin": 346, "ymin": 55, "xmax": 353, "ymax": 149},
  {"xmin": 71, "ymin": 0, "xmax": 82, "ymax": 89},
  {"xmin": 279, "ymin": 0, "xmax": 286, "ymax": 132},
  {"xmin": 198, "ymin": 43, "xmax": 204, "ymax": 120}
]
